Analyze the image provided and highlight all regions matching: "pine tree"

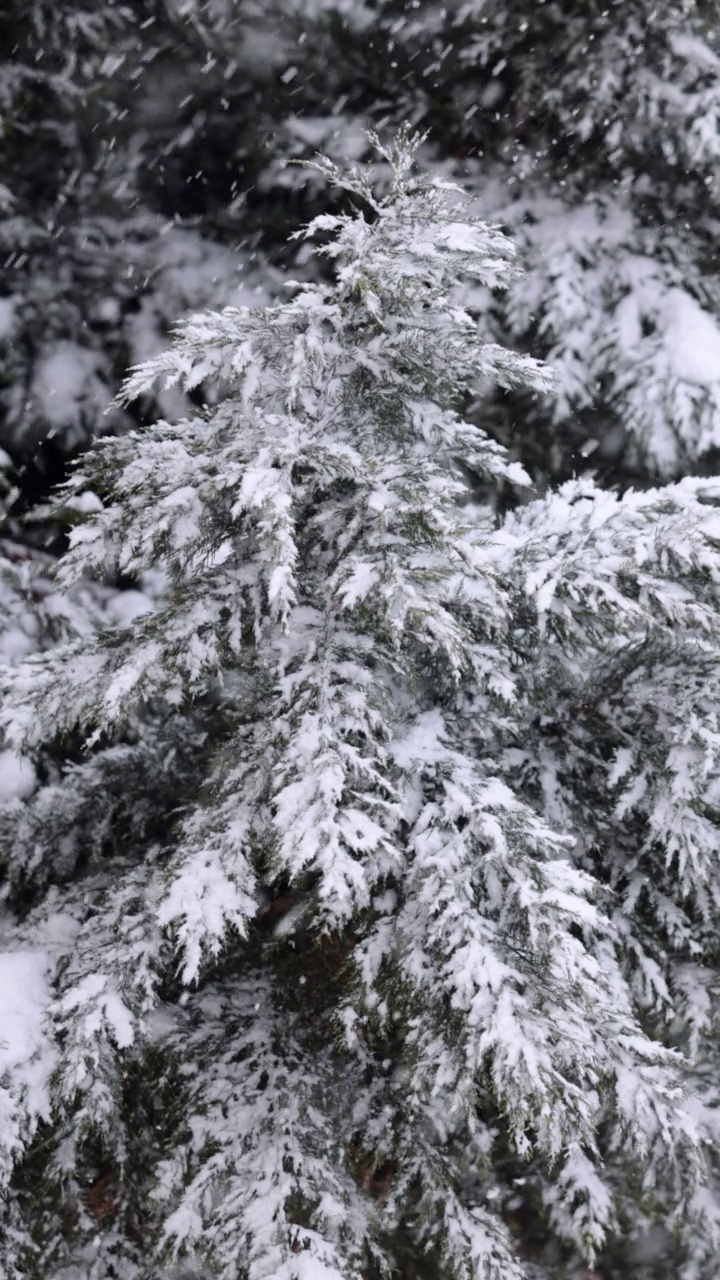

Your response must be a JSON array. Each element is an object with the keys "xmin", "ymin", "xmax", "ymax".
[{"xmin": 3, "ymin": 132, "xmax": 720, "ymax": 1280}]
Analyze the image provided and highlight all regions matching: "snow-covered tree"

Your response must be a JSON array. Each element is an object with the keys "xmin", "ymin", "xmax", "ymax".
[
  {"xmin": 7, "ymin": 0, "xmax": 718, "ymax": 512},
  {"xmin": 0, "ymin": 0, "xmax": 276, "ymax": 518},
  {"xmin": 0, "ymin": 1, "xmax": 135, "ymax": 459},
  {"xmin": 457, "ymin": 0, "xmax": 720, "ymax": 485},
  {"xmin": 3, "ymin": 132, "xmax": 720, "ymax": 1280},
  {"xmin": 258, "ymin": 0, "xmax": 720, "ymax": 487},
  {"xmin": 0, "ymin": 472, "xmax": 200, "ymax": 1279}
]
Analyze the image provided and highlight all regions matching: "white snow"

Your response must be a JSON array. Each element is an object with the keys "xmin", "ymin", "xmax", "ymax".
[
  {"xmin": 95, "ymin": 297, "xmax": 122, "ymax": 324},
  {"xmin": 103, "ymin": 589, "xmax": 154, "ymax": 628},
  {"xmin": 0, "ymin": 749, "xmax": 36, "ymax": 802},
  {"xmin": 661, "ymin": 288, "xmax": 720, "ymax": 387},
  {"xmin": 0, "ymin": 296, "xmax": 16, "ymax": 341},
  {"xmin": 0, "ymin": 950, "xmax": 57, "ymax": 1122},
  {"xmin": 56, "ymin": 972, "xmax": 136, "ymax": 1050},
  {"xmin": 0, "ymin": 626, "xmax": 37, "ymax": 663},
  {"xmin": 670, "ymin": 32, "xmax": 720, "ymax": 73},
  {"xmin": 66, "ymin": 490, "xmax": 103, "ymax": 515},
  {"xmin": 31, "ymin": 343, "xmax": 109, "ymax": 429}
]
